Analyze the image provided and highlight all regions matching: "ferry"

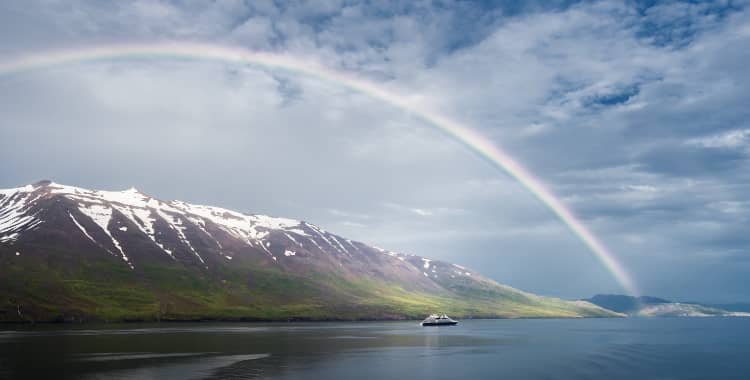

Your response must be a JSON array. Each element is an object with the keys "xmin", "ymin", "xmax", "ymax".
[{"xmin": 421, "ymin": 314, "xmax": 458, "ymax": 326}]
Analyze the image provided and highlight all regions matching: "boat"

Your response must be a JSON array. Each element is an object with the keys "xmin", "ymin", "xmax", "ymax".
[{"xmin": 421, "ymin": 314, "xmax": 458, "ymax": 326}]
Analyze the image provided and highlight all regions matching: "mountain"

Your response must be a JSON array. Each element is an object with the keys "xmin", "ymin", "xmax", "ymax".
[
  {"xmin": 583, "ymin": 294, "xmax": 670, "ymax": 314},
  {"xmin": 0, "ymin": 181, "xmax": 618, "ymax": 322},
  {"xmin": 584, "ymin": 294, "xmax": 750, "ymax": 317},
  {"xmin": 701, "ymin": 303, "xmax": 750, "ymax": 313},
  {"xmin": 636, "ymin": 303, "xmax": 750, "ymax": 317}
]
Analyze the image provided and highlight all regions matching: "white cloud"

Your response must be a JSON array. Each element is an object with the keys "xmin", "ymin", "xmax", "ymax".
[{"xmin": 686, "ymin": 129, "xmax": 750, "ymax": 149}]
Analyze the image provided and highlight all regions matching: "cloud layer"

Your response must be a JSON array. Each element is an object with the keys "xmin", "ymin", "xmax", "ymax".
[{"xmin": 1, "ymin": 0, "xmax": 749, "ymax": 302}]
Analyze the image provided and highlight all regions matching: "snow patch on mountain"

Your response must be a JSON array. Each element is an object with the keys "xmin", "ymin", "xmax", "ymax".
[
  {"xmin": 0, "ymin": 190, "xmax": 44, "ymax": 243},
  {"xmin": 169, "ymin": 201, "xmax": 304, "ymax": 247},
  {"xmin": 344, "ymin": 239, "xmax": 358, "ymax": 251},
  {"xmin": 111, "ymin": 204, "xmax": 174, "ymax": 259},
  {"xmin": 307, "ymin": 237, "xmax": 325, "ymax": 252},
  {"xmin": 69, "ymin": 212, "xmax": 97, "ymax": 244},
  {"xmin": 329, "ymin": 235, "xmax": 350, "ymax": 255},
  {"xmin": 77, "ymin": 204, "xmax": 133, "ymax": 269},
  {"xmin": 157, "ymin": 209, "xmax": 204, "ymax": 264},
  {"xmin": 283, "ymin": 232, "xmax": 300, "ymax": 246}
]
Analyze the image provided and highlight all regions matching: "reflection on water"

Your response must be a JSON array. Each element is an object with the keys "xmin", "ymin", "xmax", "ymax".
[{"xmin": 1, "ymin": 318, "xmax": 749, "ymax": 379}]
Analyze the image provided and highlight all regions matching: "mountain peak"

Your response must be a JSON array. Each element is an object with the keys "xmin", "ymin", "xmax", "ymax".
[
  {"xmin": 122, "ymin": 186, "xmax": 145, "ymax": 195},
  {"xmin": 32, "ymin": 179, "xmax": 53, "ymax": 188}
]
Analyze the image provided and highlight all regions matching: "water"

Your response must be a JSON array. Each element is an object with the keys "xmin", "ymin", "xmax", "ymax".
[{"xmin": 1, "ymin": 318, "xmax": 749, "ymax": 379}]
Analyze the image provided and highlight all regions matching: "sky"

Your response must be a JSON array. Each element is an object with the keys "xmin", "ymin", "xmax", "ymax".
[{"xmin": 1, "ymin": 0, "xmax": 749, "ymax": 303}]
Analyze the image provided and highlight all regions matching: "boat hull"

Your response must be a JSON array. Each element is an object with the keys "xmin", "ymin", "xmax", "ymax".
[{"xmin": 421, "ymin": 321, "xmax": 458, "ymax": 326}]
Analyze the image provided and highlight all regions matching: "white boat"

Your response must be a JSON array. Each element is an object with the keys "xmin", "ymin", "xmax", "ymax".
[{"xmin": 421, "ymin": 314, "xmax": 458, "ymax": 326}]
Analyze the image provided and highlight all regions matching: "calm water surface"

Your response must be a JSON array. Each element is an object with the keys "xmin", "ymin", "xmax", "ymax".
[{"xmin": 1, "ymin": 318, "xmax": 749, "ymax": 379}]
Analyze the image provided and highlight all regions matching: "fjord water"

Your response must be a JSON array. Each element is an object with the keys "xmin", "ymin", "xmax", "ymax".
[{"xmin": 2, "ymin": 318, "xmax": 749, "ymax": 379}]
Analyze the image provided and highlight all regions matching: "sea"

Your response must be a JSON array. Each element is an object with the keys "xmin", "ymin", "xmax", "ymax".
[{"xmin": 1, "ymin": 317, "xmax": 749, "ymax": 379}]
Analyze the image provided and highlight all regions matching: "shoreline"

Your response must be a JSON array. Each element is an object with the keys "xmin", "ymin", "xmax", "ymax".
[{"xmin": 0, "ymin": 314, "xmax": 625, "ymax": 325}]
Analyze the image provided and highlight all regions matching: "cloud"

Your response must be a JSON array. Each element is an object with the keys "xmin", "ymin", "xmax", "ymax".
[
  {"xmin": 1, "ymin": 0, "xmax": 750, "ymax": 301},
  {"xmin": 636, "ymin": 145, "xmax": 747, "ymax": 177},
  {"xmin": 686, "ymin": 129, "xmax": 750, "ymax": 150}
]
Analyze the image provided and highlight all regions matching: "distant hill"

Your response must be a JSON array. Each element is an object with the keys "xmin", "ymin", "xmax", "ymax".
[
  {"xmin": 0, "ymin": 181, "xmax": 619, "ymax": 322},
  {"xmin": 585, "ymin": 294, "xmax": 750, "ymax": 317},
  {"xmin": 700, "ymin": 303, "xmax": 750, "ymax": 313},
  {"xmin": 583, "ymin": 294, "xmax": 670, "ymax": 314}
]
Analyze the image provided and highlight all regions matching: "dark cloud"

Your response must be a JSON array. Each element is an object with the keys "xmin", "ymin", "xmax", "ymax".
[{"xmin": 637, "ymin": 145, "xmax": 747, "ymax": 177}]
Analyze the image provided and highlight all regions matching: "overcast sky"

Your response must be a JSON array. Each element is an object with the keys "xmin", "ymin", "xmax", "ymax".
[{"xmin": 1, "ymin": 0, "xmax": 749, "ymax": 302}]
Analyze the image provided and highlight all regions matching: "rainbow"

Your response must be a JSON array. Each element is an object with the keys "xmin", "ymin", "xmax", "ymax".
[{"xmin": 0, "ymin": 42, "xmax": 638, "ymax": 296}]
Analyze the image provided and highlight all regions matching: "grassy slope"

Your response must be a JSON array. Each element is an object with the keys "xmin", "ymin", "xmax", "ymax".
[{"xmin": 0, "ymin": 248, "xmax": 618, "ymax": 322}]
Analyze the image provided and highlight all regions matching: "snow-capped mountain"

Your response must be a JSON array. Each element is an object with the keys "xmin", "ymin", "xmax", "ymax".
[{"xmin": 0, "ymin": 181, "xmax": 618, "ymax": 322}]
